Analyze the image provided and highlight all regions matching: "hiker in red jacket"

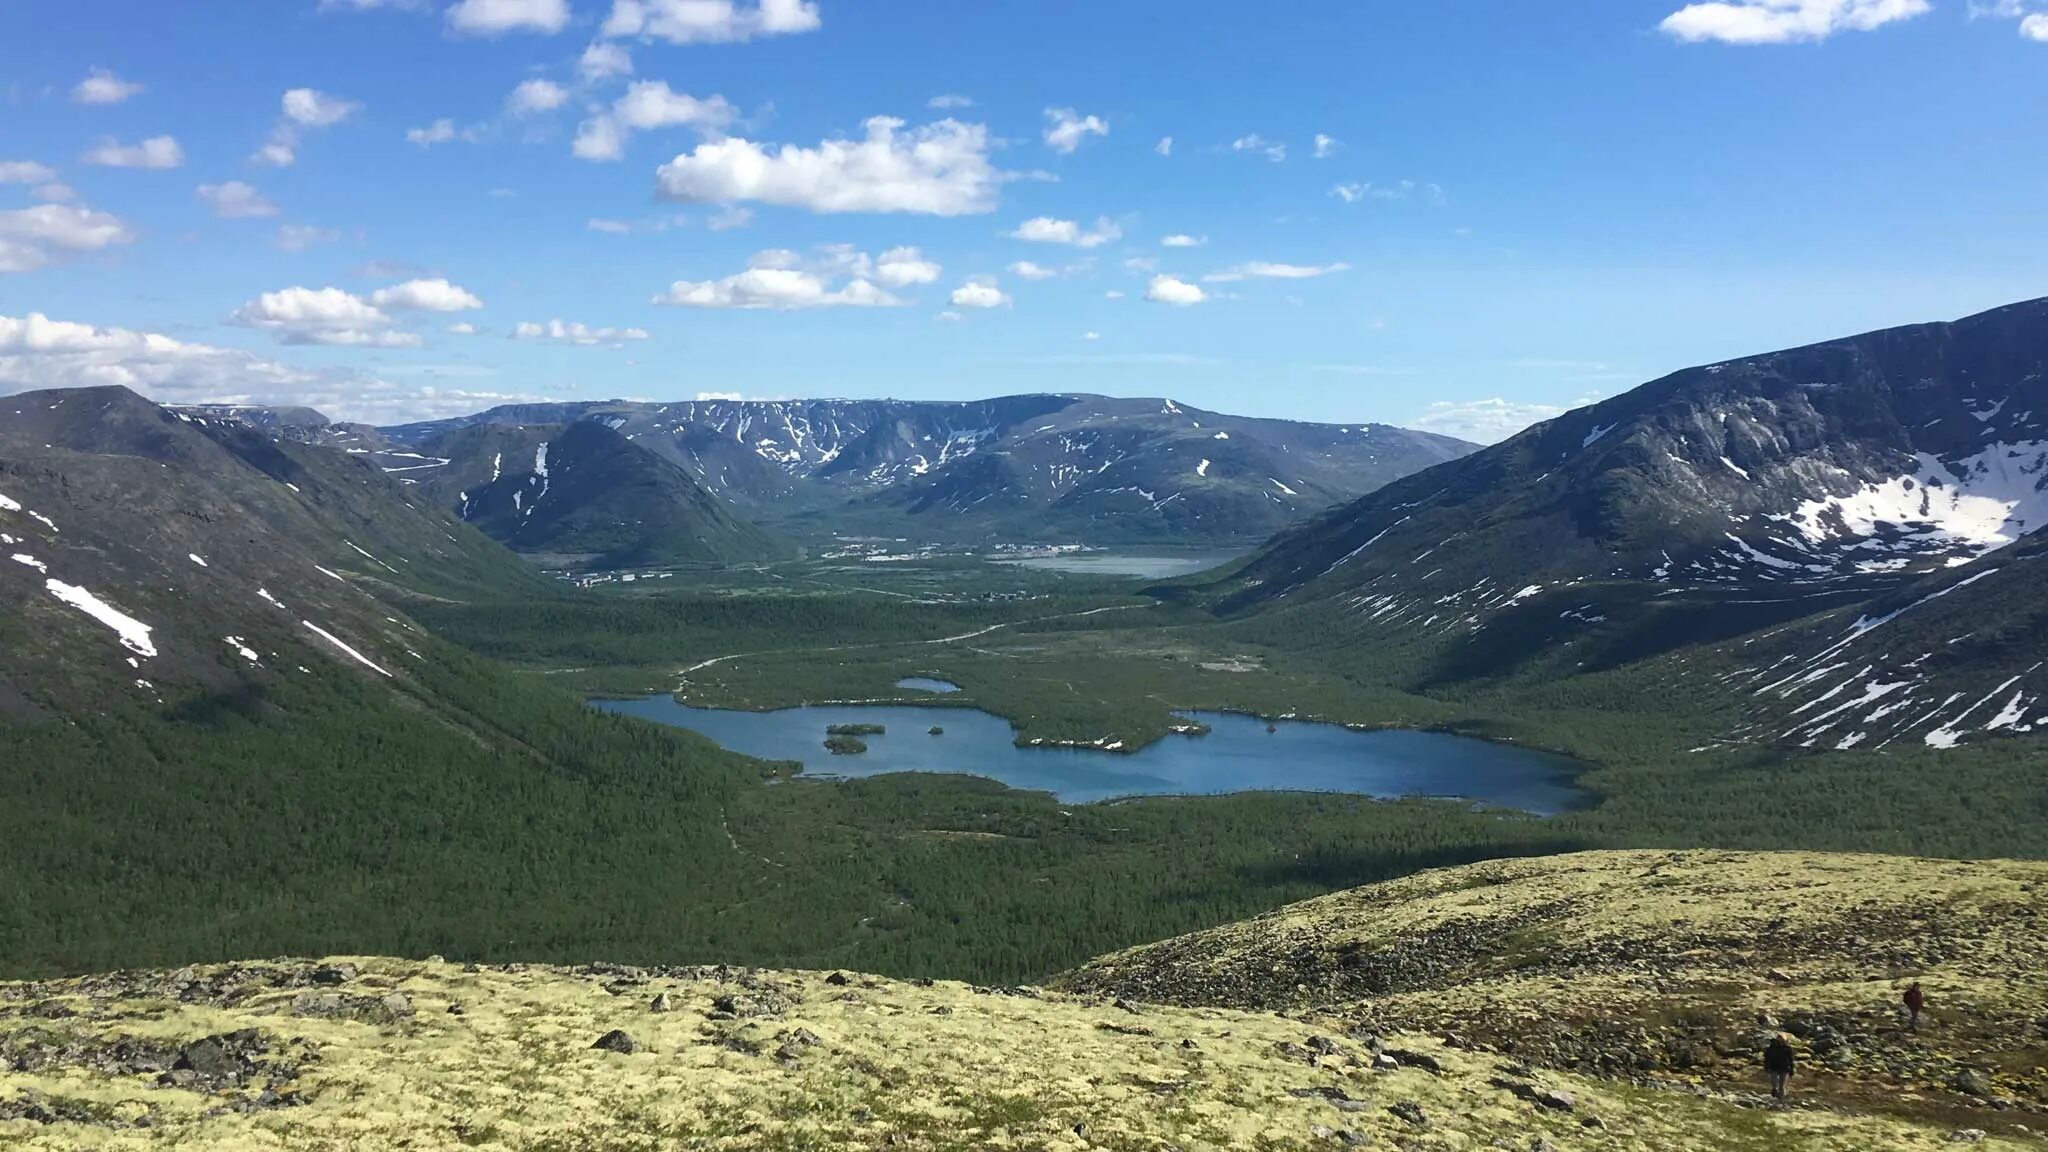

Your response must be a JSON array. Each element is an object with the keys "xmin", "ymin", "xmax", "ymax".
[{"xmin": 1904, "ymin": 982, "xmax": 1925, "ymax": 1030}]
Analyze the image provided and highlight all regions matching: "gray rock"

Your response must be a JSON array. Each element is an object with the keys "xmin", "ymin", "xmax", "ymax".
[{"xmin": 591, "ymin": 1030, "xmax": 639, "ymax": 1055}]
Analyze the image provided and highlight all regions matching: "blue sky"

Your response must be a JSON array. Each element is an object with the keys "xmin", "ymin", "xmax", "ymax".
[{"xmin": 2, "ymin": 0, "xmax": 2045, "ymax": 438}]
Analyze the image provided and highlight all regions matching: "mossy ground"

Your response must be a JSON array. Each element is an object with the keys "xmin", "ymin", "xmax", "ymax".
[{"xmin": 5, "ymin": 852, "xmax": 2043, "ymax": 1150}]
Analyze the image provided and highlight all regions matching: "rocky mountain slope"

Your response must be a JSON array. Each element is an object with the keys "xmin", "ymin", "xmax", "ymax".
[
  {"xmin": 0, "ymin": 384, "xmax": 544, "ymax": 717},
  {"xmin": 4, "ymin": 851, "xmax": 2038, "ymax": 1150},
  {"xmin": 391, "ymin": 420, "xmax": 792, "ymax": 568},
  {"xmin": 1208, "ymin": 298, "xmax": 2048, "ymax": 754},
  {"xmin": 380, "ymin": 394, "xmax": 1476, "ymax": 544}
]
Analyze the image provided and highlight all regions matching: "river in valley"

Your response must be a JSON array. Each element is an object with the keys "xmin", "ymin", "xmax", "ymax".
[{"xmin": 592, "ymin": 697, "xmax": 1589, "ymax": 813}]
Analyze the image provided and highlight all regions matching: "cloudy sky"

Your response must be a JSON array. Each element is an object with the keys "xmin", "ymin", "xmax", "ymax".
[{"xmin": 2, "ymin": 0, "xmax": 2045, "ymax": 438}]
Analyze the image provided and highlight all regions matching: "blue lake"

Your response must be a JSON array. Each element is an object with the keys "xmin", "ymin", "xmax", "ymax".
[
  {"xmin": 591, "ymin": 697, "xmax": 1590, "ymax": 813},
  {"xmin": 895, "ymin": 677, "xmax": 963, "ymax": 693}
]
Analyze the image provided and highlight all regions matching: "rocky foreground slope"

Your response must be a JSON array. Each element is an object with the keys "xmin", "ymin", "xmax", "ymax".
[{"xmin": 4, "ymin": 852, "xmax": 2042, "ymax": 1150}]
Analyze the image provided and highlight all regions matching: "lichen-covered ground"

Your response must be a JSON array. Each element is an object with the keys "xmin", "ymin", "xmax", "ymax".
[
  {"xmin": 1062, "ymin": 849, "xmax": 2048, "ymax": 1146},
  {"xmin": 4, "ymin": 851, "xmax": 2043, "ymax": 1150}
]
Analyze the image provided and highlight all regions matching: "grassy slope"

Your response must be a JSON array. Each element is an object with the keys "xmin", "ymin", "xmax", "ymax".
[{"xmin": 3, "ymin": 852, "xmax": 2039, "ymax": 1151}]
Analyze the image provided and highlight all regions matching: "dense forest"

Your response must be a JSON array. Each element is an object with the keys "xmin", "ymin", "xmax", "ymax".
[{"xmin": 6, "ymin": 599, "xmax": 2046, "ymax": 984}]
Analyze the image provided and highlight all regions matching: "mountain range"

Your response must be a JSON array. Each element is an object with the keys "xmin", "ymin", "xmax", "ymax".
[
  {"xmin": 1208, "ymin": 297, "xmax": 2048, "ymax": 754},
  {"xmin": 363, "ymin": 394, "xmax": 1476, "ymax": 548}
]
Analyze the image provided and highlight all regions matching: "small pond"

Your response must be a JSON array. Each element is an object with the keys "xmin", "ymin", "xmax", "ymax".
[
  {"xmin": 895, "ymin": 677, "xmax": 962, "ymax": 694},
  {"xmin": 591, "ymin": 697, "xmax": 1590, "ymax": 813}
]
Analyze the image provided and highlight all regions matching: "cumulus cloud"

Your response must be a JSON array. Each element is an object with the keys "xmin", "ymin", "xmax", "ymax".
[
  {"xmin": 1009, "ymin": 216, "xmax": 1120, "ymax": 248},
  {"xmin": 575, "ymin": 81, "xmax": 737, "ymax": 161},
  {"xmin": 1203, "ymin": 261, "xmax": 1350, "ymax": 282},
  {"xmin": 369, "ymin": 278, "xmax": 485, "ymax": 311},
  {"xmin": 406, "ymin": 119, "xmax": 462, "ymax": 146},
  {"xmin": 579, "ymin": 41, "xmax": 635, "ymax": 82},
  {"xmin": 231, "ymin": 286, "xmax": 423, "ymax": 347},
  {"xmin": 1411, "ymin": 398, "xmax": 1566, "ymax": 444},
  {"xmin": 81, "ymin": 136, "xmax": 184, "ymax": 170},
  {"xmin": 197, "ymin": 182, "xmax": 279, "ymax": 219},
  {"xmin": 1155, "ymin": 136, "xmax": 1173, "ymax": 157},
  {"xmin": 1659, "ymin": 0, "xmax": 1931, "ymax": 43},
  {"xmin": 72, "ymin": 69, "xmax": 143, "ymax": 105},
  {"xmin": 448, "ymin": 0, "xmax": 572, "ymax": 36},
  {"xmin": 448, "ymin": 322, "xmax": 479, "ymax": 335},
  {"xmin": 655, "ymin": 267, "xmax": 900, "ymax": 309},
  {"xmin": 655, "ymin": 116, "xmax": 999, "ymax": 215},
  {"xmin": 1160, "ymin": 234, "xmax": 1205, "ymax": 248},
  {"xmin": 874, "ymin": 246, "xmax": 942, "ymax": 287},
  {"xmin": 507, "ymin": 79, "xmax": 571, "ymax": 115},
  {"xmin": 1007, "ymin": 260, "xmax": 1057, "ymax": 280},
  {"xmin": 512, "ymin": 319, "xmax": 651, "ymax": 344},
  {"xmin": 1143, "ymin": 275, "xmax": 1206, "ymax": 306},
  {"xmin": 0, "ymin": 204, "xmax": 135, "ymax": 273},
  {"xmin": 275, "ymin": 225, "xmax": 341, "ymax": 252},
  {"xmin": 2025, "ymin": 11, "xmax": 2048, "ymax": 36},
  {"xmin": 0, "ymin": 312, "xmax": 545, "ymax": 422},
  {"xmin": 1231, "ymin": 134, "xmax": 1286, "ymax": 162},
  {"xmin": 602, "ymin": 0, "xmax": 822, "ymax": 43},
  {"xmin": 950, "ymin": 279, "xmax": 1009, "ymax": 309},
  {"xmin": 255, "ymin": 89, "xmax": 360, "ymax": 167},
  {"xmin": 928, "ymin": 94, "xmax": 974, "ymax": 110},
  {"xmin": 0, "ymin": 162, "xmax": 57, "ymax": 185},
  {"xmin": 1313, "ymin": 133, "xmax": 1337, "ymax": 159},
  {"xmin": 1043, "ymin": 107, "xmax": 1108, "ymax": 154}
]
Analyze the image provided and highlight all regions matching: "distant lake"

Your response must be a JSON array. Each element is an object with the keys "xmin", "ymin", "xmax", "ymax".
[
  {"xmin": 992, "ymin": 552, "xmax": 1245, "ymax": 578},
  {"xmin": 896, "ymin": 677, "xmax": 963, "ymax": 693},
  {"xmin": 592, "ymin": 697, "xmax": 1589, "ymax": 813}
]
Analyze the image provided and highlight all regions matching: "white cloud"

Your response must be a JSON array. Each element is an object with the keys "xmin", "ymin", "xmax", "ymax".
[
  {"xmin": 1143, "ymin": 275, "xmax": 1206, "ymax": 306},
  {"xmin": 31, "ymin": 183, "xmax": 77, "ymax": 204},
  {"xmin": 950, "ymin": 279, "xmax": 1009, "ymax": 309},
  {"xmin": 0, "ymin": 311, "xmax": 547, "ymax": 422},
  {"xmin": 1659, "ymin": 0, "xmax": 1931, "ymax": 43},
  {"xmin": 928, "ymin": 94, "xmax": 974, "ymax": 110},
  {"xmin": 0, "ymin": 162, "xmax": 57, "ymax": 185},
  {"xmin": 575, "ymin": 81, "xmax": 737, "ymax": 161},
  {"xmin": 407, "ymin": 119, "xmax": 461, "ymax": 146},
  {"xmin": 370, "ymin": 278, "xmax": 485, "ymax": 312},
  {"xmin": 602, "ymin": 0, "xmax": 822, "ymax": 43},
  {"xmin": 0, "ymin": 204, "xmax": 136, "ymax": 273},
  {"xmin": 1081, "ymin": 331, "xmax": 1100, "ymax": 341},
  {"xmin": 232, "ymin": 286, "xmax": 412, "ymax": 348},
  {"xmin": 512, "ymin": 318, "xmax": 651, "ymax": 344},
  {"xmin": 579, "ymin": 41, "xmax": 635, "ymax": 82},
  {"xmin": 935, "ymin": 310, "xmax": 964, "ymax": 323},
  {"xmin": 1160, "ymin": 234, "xmax": 1205, "ymax": 248},
  {"xmin": 275, "ymin": 225, "xmax": 340, "ymax": 252},
  {"xmin": 255, "ymin": 89, "xmax": 360, "ymax": 168},
  {"xmin": 1009, "ymin": 216, "xmax": 1120, "ymax": 248},
  {"xmin": 655, "ymin": 266, "xmax": 902, "ymax": 309},
  {"xmin": 1203, "ymin": 261, "xmax": 1350, "ymax": 282},
  {"xmin": 1155, "ymin": 136, "xmax": 1173, "ymax": 157},
  {"xmin": 81, "ymin": 136, "xmax": 184, "ymax": 170},
  {"xmin": 448, "ymin": 0, "xmax": 572, "ymax": 36},
  {"xmin": 1231, "ymin": 134, "xmax": 1286, "ymax": 162},
  {"xmin": 1007, "ymin": 260, "xmax": 1057, "ymax": 280},
  {"xmin": 2025, "ymin": 11, "xmax": 2048, "ymax": 37},
  {"xmin": 283, "ymin": 88, "xmax": 360, "ymax": 127},
  {"xmin": 507, "ymin": 79, "xmax": 571, "ymax": 115},
  {"xmin": 708, "ymin": 205, "xmax": 753, "ymax": 230},
  {"xmin": 875, "ymin": 246, "xmax": 942, "ymax": 287},
  {"xmin": 448, "ymin": 322, "xmax": 479, "ymax": 335},
  {"xmin": 1331, "ymin": 180, "xmax": 1444, "ymax": 205},
  {"xmin": 1043, "ymin": 107, "xmax": 1108, "ymax": 154},
  {"xmin": 655, "ymin": 116, "xmax": 998, "ymax": 215},
  {"xmin": 72, "ymin": 69, "xmax": 143, "ymax": 105},
  {"xmin": 197, "ymin": 181, "xmax": 279, "ymax": 219},
  {"xmin": 1411, "ymin": 398, "xmax": 1565, "ymax": 444},
  {"xmin": 1313, "ymin": 134, "xmax": 1337, "ymax": 159},
  {"xmin": 1103, "ymin": 290, "xmax": 1125, "ymax": 299},
  {"xmin": 587, "ymin": 217, "xmax": 633, "ymax": 233}
]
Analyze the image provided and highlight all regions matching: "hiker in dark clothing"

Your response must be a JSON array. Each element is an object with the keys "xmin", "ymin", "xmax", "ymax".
[
  {"xmin": 1763, "ymin": 1034, "xmax": 1796, "ymax": 1099},
  {"xmin": 1904, "ymin": 982, "xmax": 1925, "ymax": 1030}
]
